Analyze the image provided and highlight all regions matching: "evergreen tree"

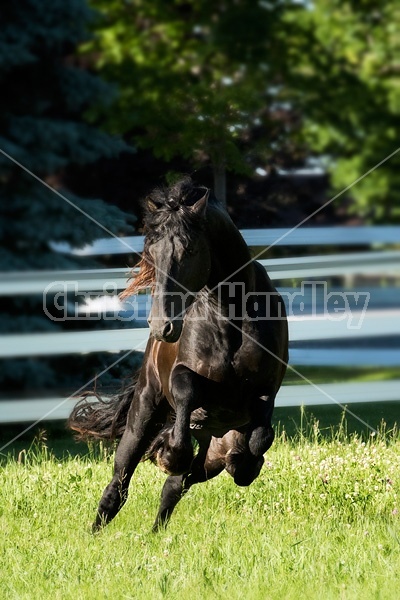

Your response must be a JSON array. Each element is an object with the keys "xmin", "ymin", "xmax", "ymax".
[
  {"xmin": 0, "ymin": 0, "xmax": 134, "ymax": 271},
  {"xmin": 0, "ymin": 0, "xmax": 136, "ymax": 391}
]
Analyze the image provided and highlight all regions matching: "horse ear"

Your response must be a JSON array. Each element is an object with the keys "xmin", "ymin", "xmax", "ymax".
[{"xmin": 190, "ymin": 189, "xmax": 209, "ymax": 216}]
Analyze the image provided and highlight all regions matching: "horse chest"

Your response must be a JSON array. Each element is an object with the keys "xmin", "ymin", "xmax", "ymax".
[{"xmin": 170, "ymin": 320, "xmax": 233, "ymax": 383}]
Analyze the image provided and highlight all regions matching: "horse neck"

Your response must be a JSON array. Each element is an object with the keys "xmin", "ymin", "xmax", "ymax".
[{"xmin": 205, "ymin": 204, "xmax": 255, "ymax": 293}]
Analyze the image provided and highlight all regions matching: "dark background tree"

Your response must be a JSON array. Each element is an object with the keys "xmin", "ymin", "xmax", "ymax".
[
  {"xmin": 80, "ymin": 0, "xmax": 305, "ymax": 206},
  {"xmin": 0, "ymin": 0, "xmax": 138, "ymax": 392},
  {"xmin": 78, "ymin": 0, "xmax": 400, "ymax": 222}
]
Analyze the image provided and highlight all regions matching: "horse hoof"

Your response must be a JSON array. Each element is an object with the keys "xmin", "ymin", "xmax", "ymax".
[
  {"xmin": 226, "ymin": 452, "xmax": 264, "ymax": 486},
  {"xmin": 92, "ymin": 514, "xmax": 108, "ymax": 534},
  {"xmin": 156, "ymin": 446, "xmax": 193, "ymax": 476},
  {"xmin": 92, "ymin": 522, "xmax": 102, "ymax": 534}
]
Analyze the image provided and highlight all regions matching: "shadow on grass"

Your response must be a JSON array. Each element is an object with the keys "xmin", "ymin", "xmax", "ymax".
[{"xmin": 0, "ymin": 422, "xmax": 116, "ymax": 464}]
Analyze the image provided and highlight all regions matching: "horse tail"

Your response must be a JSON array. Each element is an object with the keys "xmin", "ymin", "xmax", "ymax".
[{"xmin": 68, "ymin": 377, "xmax": 137, "ymax": 441}]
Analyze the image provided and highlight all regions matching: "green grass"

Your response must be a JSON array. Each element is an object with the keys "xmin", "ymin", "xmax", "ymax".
[{"xmin": 1, "ymin": 421, "xmax": 399, "ymax": 600}]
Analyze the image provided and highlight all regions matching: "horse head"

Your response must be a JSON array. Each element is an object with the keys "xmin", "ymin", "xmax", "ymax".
[{"xmin": 144, "ymin": 180, "xmax": 211, "ymax": 343}]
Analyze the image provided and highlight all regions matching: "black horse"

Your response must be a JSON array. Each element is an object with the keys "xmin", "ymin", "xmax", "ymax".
[{"xmin": 69, "ymin": 177, "xmax": 288, "ymax": 531}]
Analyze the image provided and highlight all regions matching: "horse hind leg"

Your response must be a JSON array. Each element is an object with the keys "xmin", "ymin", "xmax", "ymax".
[
  {"xmin": 93, "ymin": 390, "xmax": 166, "ymax": 532},
  {"xmin": 151, "ymin": 474, "xmax": 185, "ymax": 532},
  {"xmin": 152, "ymin": 435, "xmax": 225, "ymax": 531},
  {"xmin": 93, "ymin": 436, "xmax": 149, "ymax": 532}
]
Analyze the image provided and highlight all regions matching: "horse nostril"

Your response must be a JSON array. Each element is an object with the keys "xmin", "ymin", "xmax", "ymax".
[{"xmin": 163, "ymin": 321, "xmax": 174, "ymax": 339}]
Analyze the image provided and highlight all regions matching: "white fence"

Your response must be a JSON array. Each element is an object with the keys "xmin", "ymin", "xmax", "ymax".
[
  {"xmin": 50, "ymin": 225, "xmax": 400, "ymax": 255},
  {"xmin": 1, "ymin": 226, "xmax": 399, "ymax": 423}
]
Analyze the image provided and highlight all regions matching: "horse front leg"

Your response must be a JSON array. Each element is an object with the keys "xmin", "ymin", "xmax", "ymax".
[
  {"xmin": 155, "ymin": 366, "xmax": 201, "ymax": 476},
  {"xmin": 225, "ymin": 394, "xmax": 275, "ymax": 487},
  {"xmin": 93, "ymin": 382, "xmax": 163, "ymax": 532}
]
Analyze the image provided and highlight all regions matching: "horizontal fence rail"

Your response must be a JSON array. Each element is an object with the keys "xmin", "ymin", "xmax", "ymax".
[
  {"xmin": 2, "ymin": 250, "xmax": 400, "ymax": 295},
  {"xmin": 1, "ymin": 380, "xmax": 399, "ymax": 424},
  {"xmin": 289, "ymin": 348, "xmax": 400, "ymax": 367},
  {"xmin": 1, "ymin": 311, "xmax": 399, "ymax": 358},
  {"xmin": 50, "ymin": 226, "xmax": 400, "ymax": 256}
]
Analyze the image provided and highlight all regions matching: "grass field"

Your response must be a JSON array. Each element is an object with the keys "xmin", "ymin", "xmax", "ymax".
[{"xmin": 1, "ymin": 416, "xmax": 399, "ymax": 600}]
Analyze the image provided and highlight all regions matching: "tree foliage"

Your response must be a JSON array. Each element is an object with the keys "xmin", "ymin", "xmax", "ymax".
[
  {"xmin": 288, "ymin": 1, "xmax": 400, "ymax": 221},
  {"xmin": 84, "ymin": 0, "xmax": 301, "ymax": 203},
  {"xmin": 87, "ymin": 0, "xmax": 400, "ymax": 219}
]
